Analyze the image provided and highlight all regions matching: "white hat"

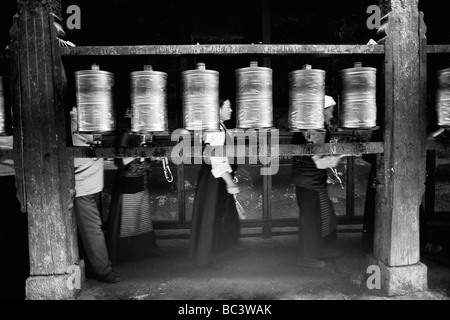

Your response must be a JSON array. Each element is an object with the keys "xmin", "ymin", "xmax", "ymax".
[{"xmin": 325, "ymin": 95, "xmax": 336, "ymax": 109}]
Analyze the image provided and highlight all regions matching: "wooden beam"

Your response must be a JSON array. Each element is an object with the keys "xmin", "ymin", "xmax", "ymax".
[
  {"xmin": 425, "ymin": 150, "xmax": 436, "ymax": 217},
  {"xmin": 60, "ymin": 44, "xmax": 384, "ymax": 56},
  {"xmin": 374, "ymin": 0, "xmax": 425, "ymax": 267},
  {"xmin": 63, "ymin": 142, "xmax": 384, "ymax": 159},
  {"xmin": 11, "ymin": 4, "xmax": 77, "ymax": 279},
  {"xmin": 9, "ymin": 17, "xmax": 27, "ymax": 213},
  {"xmin": 346, "ymin": 157, "xmax": 355, "ymax": 218},
  {"xmin": 427, "ymin": 44, "xmax": 450, "ymax": 54}
]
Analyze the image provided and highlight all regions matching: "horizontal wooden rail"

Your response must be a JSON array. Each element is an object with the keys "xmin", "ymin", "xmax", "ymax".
[
  {"xmin": 63, "ymin": 142, "xmax": 385, "ymax": 159},
  {"xmin": 3, "ymin": 140, "xmax": 449, "ymax": 162},
  {"xmin": 2, "ymin": 142, "xmax": 384, "ymax": 162},
  {"xmin": 60, "ymin": 44, "xmax": 385, "ymax": 56},
  {"xmin": 427, "ymin": 44, "xmax": 450, "ymax": 54}
]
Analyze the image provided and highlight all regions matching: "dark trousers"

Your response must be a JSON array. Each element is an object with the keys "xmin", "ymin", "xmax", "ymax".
[
  {"xmin": 74, "ymin": 193, "xmax": 112, "ymax": 276},
  {"xmin": 296, "ymin": 187, "xmax": 322, "ymax": 259}
]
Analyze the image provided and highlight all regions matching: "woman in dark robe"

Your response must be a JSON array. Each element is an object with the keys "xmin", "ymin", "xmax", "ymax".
[
  {"xmin": 292, "ymin": 96, "xmax": 342, "ymax": 269},
  {"xmin": 189, "ymin": 98, "xmax": 241, "ymax": 267}
]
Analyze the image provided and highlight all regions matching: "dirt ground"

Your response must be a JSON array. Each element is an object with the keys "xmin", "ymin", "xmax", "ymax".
[{"xmin": 77, "ymin": 231, "xmax": 450, "ymax": 301}]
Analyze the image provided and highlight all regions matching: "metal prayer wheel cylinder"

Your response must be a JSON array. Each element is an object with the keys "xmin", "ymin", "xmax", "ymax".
[
  {"xmin": 436, "ymin": 68, "xmax": 450, "ymax": 127},
  {"xmin": 0, "ymin": 76, "xmax": 5, "ymax": 135},
  {"xmin": 75, "ymin": 64, "xmax": 115, "ymax": 133},
  {"xmin": 130, "ymin": 65, "xmax": 168, "ymax": 133},
  {"xmin": 339, "ymin": 62, "xmax": 377, "ymax": 129},
  {"xmin": 288, "ymin": 65, "xmax": 325, "ymax": 130},
  {"xmin": 182, "ymin": 63, "xmax": 220, "ymax": 131},
  {"xmin": 235, "ymin": 61, "xmax": 273, "ymax": 129}
]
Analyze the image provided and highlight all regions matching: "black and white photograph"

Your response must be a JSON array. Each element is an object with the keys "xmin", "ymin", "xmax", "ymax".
[{"xmin": 0, "ymin": 0, "xmax": 449, "ymax": 307}]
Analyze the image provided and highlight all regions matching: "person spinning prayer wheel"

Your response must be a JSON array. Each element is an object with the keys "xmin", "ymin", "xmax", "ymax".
[
  {"xmin": 291, "ymin": 95, "xmax": 345, "ymax": 269},
  {"xmin": 189, "ymin": 98, "xmax": 243, "ymax": 268}
]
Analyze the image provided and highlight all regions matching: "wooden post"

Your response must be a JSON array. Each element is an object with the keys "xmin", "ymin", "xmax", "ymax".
[
  {"xmin": 10, "ymin": 0, "xmax": 79, "ymax": 299},
  {"xmin": 261, "ymin": 0, "xmax": 272, "ymax": 239},
  {"xmin": 370, "ymin": 0, "xmax": 427, "ymax": 296},
  {"xmin": 425, "ymin": 150, "xmax": 436, "ymax": 217},
  {"xmin": 346, "ymin": 156, "xmax": 355, "ymax": 218}
]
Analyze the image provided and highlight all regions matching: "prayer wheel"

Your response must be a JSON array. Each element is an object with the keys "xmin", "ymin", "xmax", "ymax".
[
  {"xmin": 0, "ymin": 76, "xmax": 5, "ymax": 135},
  {"xmin": 182, "ymin": 62, "xmax": 219, "ymax": 131},
  {"xmin": 75, "ymin": 64, "xmax": 115, "ymax": 133},
  {"xmin": 436, "ymin": 68, "xmax": 450, "ymax": 127},
  {"xmin": 288, "ymin": 64, "xmax": 326, "ymax": 131},
  {"xmin": 339, "ymin": 62, "xmax": 377, "ymax": 129},
  {"xmin": 130, "ymin": 65, "xmax": 168, "ymax": 133},
  {"xmin": 235, "ymin": 61, "xmax": 273, "ymax": 129}
]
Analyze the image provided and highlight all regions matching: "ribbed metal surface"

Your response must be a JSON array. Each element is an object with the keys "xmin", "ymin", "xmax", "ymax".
[
  {"xmin": 436, "ymin": 68, "xmax": 450, "ymax": 127},
  {"xmin": 75, "ymin": 65, "xmax": 115, "ymax": 133},
  {"xmin": 130, "ymin": 66, "xmax": 168, "ymax": 133},
  {"xmin": 182, "ymin": 63, "xmax": 219, "ymax": 131},
  {"xmin": 0, "ymin": 77, "xmax": 5, "ymax": 135},
  {"xmin": 235, "ymin": 61, "xmax": 273, "ymax": 129},
  {"xmin": 339, "ymin": 63, "xmax": 377, "ymax": 129},
  {"xmin": 288, "ymin": 66, "xmax": 325, "ymax": 130}
]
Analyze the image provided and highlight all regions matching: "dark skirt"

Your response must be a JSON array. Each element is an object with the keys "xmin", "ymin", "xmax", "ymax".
[
  {"xmin": 189, "ymin": 164, "xmax": 241, "ymax": 266},
  {"xmin": 107, "ymin": 173, "xmax": 157, "ymax": 264},
  {"xmin": 296, "ymin": 186, "xmax": 338, "ymax": 257}
]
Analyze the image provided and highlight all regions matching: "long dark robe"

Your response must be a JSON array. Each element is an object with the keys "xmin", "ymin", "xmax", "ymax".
[
  {"xmin": 291, "ymin": 131, "xmax": 338, "ymax": 257},
  {"xmin": 189, "ymin": 128, "xmax": 240, "ymax": 267}
]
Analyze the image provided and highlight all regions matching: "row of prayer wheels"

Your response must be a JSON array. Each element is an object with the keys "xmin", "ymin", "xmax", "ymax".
[
  {"xmin": 73, "ymin": 62, "xmax": 380, "ymax": 135},
  {"xmin": 75, "ymin": 64, "xmax": 168, "ymax": 134},
  {"xmin": 1, "ymin": 65, "xmax": 449, "ymax": 137}
]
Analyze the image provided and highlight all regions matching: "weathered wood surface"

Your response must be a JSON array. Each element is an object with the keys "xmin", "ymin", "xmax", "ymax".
[
  {"xmin": 12, "ymin": 6, "xmax": 77, "ymax": 275},
  {"xmin": 374, "ymin": 0, "xmax": 424, "ymax": 267},
  {"xmin": 60, "ymin": 44, "xmax": 384, "ymax": 56},
  {"xmin": 65, "ymin": 142, "xmax": 384, "ymax": 160},
  {"xmin": 346, "ymin": 157, "xmax": 355, "ymax": 218},
  {"xmin": 7, "ymin": 140, "xmax": 450, "ymax": 162},
  {"xmin": 425, "ymin": 150, "xmax": 436, "ymax": 217},
  {"xmin": 6, "ymin": 140, "xmax": 450, "ymax": 163},
  {"xmin": 9, "ymin": 17, "xmax": 27, "ymax": 213},
  {"xmin": 5, "ymin": 140, "xmax": 450, "ymax": 161},
  {"xmin": 427, "ymin": 45, "xmax": 450, "ymax": 54}
]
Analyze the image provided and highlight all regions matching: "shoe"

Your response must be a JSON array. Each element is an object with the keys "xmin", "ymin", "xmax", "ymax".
[
  {"xmin": 296, "ymin": 258, "xmax": 325, "ymax": 269},
  {"xmin": 316, "ymin": 247, "xmax": 344, "ymax": 260},
  {"xmin": 421, "ymin": 242, "xmax": 443, "ymax": 255},
  {"xmin": 96, "ymin": 271, "xmax": 121, "ymax": 283}
]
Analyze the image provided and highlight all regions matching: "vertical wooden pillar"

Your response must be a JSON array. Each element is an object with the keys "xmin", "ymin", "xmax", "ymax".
[
  {"xmin": 261, "ymin": 0, "xmax": 272, "ymax": 239},
  {"xmin": 346, "ymin": 156, "xmax": 355, "ymax": 219},
  {"xmin": 371, "ymin": 0, "xmax": 427, "ymax": 296},
  {"xmin": 425, "ymin": 150, "xmax": 436, "ymax": 217},
  {"xmin": 10, "ymin": 0, "xmax": 79, "ymax": 299}
]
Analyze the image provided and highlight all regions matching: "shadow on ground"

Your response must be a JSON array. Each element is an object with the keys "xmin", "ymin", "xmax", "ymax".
[{"xmin": 77, "ymin": 233, "xmax": 450, "ymax": 300}]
